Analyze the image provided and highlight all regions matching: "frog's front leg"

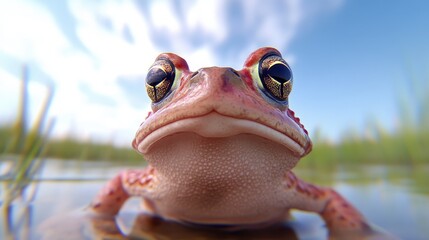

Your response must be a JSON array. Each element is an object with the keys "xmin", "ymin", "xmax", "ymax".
[
  {"xmin": 285, "ymin": 171, "xmax": 370, "ymax": 231},
  {"xmin": 89, "ymin": 166, "xmax": 155, "ymax": 216}
]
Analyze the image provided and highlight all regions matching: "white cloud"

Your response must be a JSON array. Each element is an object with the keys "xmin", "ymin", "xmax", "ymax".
[
  {"xmin": 0, "ymin": 69, "xmax": 21, "ymax": 123},
  {"xmin": 0, "ymin": 1, "xmax": 69, "ymax": 61},
  {"xmin": 0, "ymin": 0, "xmax": 148, "ymax": 145},
  {"xmin": 185, "ymin": 0, "xmax": 228, "ymax": 43},
  {"xmin": 135, "ymin": 0, "xmax": 343, "ymax": 69},
  {"xmin": 148, "ymin": 0, "xmax": 182, "ymax": 36},
  {"xmin": 0, "ymin": 68, "xmax": 53, "ymax": 126}
]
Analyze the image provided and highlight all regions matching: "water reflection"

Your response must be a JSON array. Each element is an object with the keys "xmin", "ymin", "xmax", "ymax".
[
  {"xmin": 2, "ymin": 204, "xmax": 30, "ymax": 240},
  {"xmin": 40, "ymin": 211, "xmax": 300, "ymax": 240},
  {"xmin": 39, "ymin": 210, "xmax": 397, "ymax": 240},
  {"xmin": 1, "ymin": 160, "xmax": 427, "ymax": 239}
]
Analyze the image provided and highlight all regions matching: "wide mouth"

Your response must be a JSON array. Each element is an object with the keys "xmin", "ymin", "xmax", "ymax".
[{"xmin": 136, "ymin": 111, "xmax": 306, "ymax": 156}]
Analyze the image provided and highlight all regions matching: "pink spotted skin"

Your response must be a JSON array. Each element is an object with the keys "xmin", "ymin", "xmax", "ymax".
[{"xmin": 89, "ymin": 47, "xmax": 371, "ymax": 233}]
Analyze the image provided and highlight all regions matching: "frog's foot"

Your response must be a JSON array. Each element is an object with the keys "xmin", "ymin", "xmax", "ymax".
[
  {"xmin": 320, "ymin": 189, "xmax": 371, "ymax": 231},
  {"xmin": 89, "ymin": 166, "xmax": 155, "ymax": 216},
  {"xmin": 285, "ymin": 171, "xmax": 371, "ymax": 232}
]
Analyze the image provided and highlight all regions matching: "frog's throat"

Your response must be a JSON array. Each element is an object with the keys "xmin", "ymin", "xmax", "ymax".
[{"xmin": 137, "ymin": 112, "xmax": 305, "ymax": 156}]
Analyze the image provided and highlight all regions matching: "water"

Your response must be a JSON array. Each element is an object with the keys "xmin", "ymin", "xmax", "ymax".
[{"xmin": 1, "ymin": 159, "xmax": 428, "ymax": 239}]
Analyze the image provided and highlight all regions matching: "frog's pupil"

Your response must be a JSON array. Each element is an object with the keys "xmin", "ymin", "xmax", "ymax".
[
  {"xmin": 267, "ymin": 64, "xmax": 291, "ymax": 83},
  {"xmin": 147, "ymin": 67, "xmax": 167, "ymax": 86}
]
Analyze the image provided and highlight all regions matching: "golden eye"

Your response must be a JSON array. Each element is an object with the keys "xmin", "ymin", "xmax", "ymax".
[
  {"xmin": 258, "ymin": 54, "xmax": 293, "ymax": 101},
  {"xmin": 145, "ymin": 58, "xmax": 175, "ymax": 102}
]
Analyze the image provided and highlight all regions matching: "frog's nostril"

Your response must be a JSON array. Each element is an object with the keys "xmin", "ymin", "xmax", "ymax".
[
  {"xmin": 228, "ymin": 68, "xmax": 241, "ymax": 78},
  {"xmin": 190, "ymin": 71, "xmax": 199, "ymax": 79}
]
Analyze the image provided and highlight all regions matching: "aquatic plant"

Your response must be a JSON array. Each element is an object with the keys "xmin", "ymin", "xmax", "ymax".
[{"xmin": 0, "ymin": 66, "xmax": 54, "ymax": 240}]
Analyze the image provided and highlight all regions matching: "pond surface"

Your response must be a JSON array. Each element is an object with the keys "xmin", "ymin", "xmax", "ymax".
[{"xmin": 1, "ymin": 159, "xmax": 428, "ymax": 239}]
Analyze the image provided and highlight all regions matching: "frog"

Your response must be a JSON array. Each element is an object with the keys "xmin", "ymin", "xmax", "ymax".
[{"xmin": 89, "ymin": 47, "xmax": 371, "ymax": 233}]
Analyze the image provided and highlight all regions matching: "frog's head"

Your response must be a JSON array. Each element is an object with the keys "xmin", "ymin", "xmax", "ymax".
[{"xmin": 133, "ymin": 47, "xmax": 311, "ymax": 172}]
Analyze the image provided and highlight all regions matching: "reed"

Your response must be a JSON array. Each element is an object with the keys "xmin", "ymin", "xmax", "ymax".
[
  {"xmin": 1, "ymin": 66, "xmax": 53, "ymax": 207},
  {"xmin": 0, "ymin": 66, "xmax": 53, "ymax": 240}
]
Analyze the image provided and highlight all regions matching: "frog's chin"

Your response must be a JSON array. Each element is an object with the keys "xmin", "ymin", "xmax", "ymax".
[{"xmin": 137, "ymin": 111, "xmax": 305, "ymax": 157}]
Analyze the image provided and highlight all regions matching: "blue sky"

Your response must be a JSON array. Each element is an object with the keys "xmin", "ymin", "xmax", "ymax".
[{"xmin": 0, "ymin": 0, "xmax": 428, "ymax": 146}]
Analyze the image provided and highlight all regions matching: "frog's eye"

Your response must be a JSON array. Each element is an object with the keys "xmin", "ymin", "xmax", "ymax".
[
  {"xmin": 258, "ymin": 54, "xmax": 293, "ymax": 101},
  {"xmin": 145, "ymin": 58, "xmax": 175, "ymax": 102}
]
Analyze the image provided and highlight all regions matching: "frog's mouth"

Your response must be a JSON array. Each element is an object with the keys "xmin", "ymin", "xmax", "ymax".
[{"xmin": 135, "ymin": 111, "xmax": 306, "ymax": 157}]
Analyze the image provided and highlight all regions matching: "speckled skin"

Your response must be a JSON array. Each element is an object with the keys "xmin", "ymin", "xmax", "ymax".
[{"xmin": 90, "ymin": 47, "xmax": 370, "ymax": 231}]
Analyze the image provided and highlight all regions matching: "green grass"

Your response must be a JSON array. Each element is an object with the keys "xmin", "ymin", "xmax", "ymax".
[
  {"xmin": 44, "ymin": 137, "xmax": 141, "ymax": 162},
  {"xmin": 1, "ymin": 124, "xmax": 141, "ymax": 162},
  {"xmin": 1, "ymin": 125, "xmax": 142, "ymax": 162},
  {"xmin": 301, "ymin": 73, "xmax": 429, "ymax": 167},
  {"xmin": 301, "ymin": 128, "xmax": 428, "ymax": 168}
]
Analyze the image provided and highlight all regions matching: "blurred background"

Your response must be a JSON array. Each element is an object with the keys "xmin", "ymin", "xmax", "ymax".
[
  {"xmin": 0, "ymin": 1, "xmax": 429, "ymax": 239},
  {"xmin": 1, "ymin": 0, "xmax": 428, "ymax": 148}
]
